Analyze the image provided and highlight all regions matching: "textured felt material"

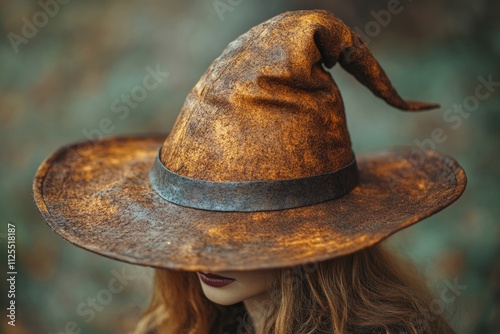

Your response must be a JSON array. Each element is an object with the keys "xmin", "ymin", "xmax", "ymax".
[
  {"xmin": 33, "ymin": 136, "xmax": 465, "ymax": 271},
  {"xmin": 161, "ymin": 10, "xmax": 438, "ymax": 182},
  {"xmin": 33, "ymin": 10, "xmax": 466, "ymax": 270}
]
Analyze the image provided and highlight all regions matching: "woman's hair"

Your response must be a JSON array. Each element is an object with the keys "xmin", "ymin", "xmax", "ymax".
[{"xmin": 134, "ymin": 243, "xmax": 455, "ymax": 334}]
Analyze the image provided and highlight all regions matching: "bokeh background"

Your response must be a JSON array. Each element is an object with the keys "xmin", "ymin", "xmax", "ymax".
[{"xmin": 1, "ymin": 0, "xmax": 499, "ymax": 333}]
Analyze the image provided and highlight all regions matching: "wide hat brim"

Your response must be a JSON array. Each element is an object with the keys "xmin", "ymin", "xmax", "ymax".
[{"xmin": 33, "ymin": 135, "xmax": 466, "ymax": 271}]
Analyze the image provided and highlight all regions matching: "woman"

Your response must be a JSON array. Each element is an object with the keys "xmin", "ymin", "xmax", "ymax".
[
  {"xmin": 33, "ymin": 10, "xmax": 466, "ymax": 334},
  {"xmin": 134, "ymin": 243, "xmax": 454, "ymax": 333}
]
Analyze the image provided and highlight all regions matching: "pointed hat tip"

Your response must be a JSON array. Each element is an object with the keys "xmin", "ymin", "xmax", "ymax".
[{"xmin": 400, "ymin": 101, "xmax": 440, "ymax": 111}]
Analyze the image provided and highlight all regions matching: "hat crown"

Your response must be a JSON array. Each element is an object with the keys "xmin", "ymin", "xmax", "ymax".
[{"xmin": 160, "ymin": 10, "xmax": 438, "ymax": 182}]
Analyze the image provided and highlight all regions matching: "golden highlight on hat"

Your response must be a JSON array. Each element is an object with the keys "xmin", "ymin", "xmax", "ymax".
[{"xmin": 33, "ymin": 10, "xmax": 466, "ymax": 271}]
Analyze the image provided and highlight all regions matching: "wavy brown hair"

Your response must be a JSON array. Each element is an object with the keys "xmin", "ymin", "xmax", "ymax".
[{"xmin": 134, "ymin": 243, "xmax": 455, "ymax": 333}]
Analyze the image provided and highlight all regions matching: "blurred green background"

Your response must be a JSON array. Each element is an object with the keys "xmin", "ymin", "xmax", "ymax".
[{"xmin": 1, "ymin": 0, "xmax": 499, "ymax": 333}]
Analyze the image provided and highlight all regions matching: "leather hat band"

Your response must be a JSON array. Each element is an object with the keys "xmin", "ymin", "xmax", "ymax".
[{"xmin": 149, "ymin": 150, "xmax": 359, "ymax": 212}]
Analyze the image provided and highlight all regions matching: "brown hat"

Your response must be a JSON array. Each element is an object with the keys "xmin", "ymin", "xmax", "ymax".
[{"xmin": 33, "ymin": 10, "xmax": 466, "ymax": 271}]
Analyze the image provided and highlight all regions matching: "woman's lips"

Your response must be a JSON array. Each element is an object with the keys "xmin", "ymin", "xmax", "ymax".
[{"xmin": 198, "ymin": 272, "xmax": 235, "ymax": 288}]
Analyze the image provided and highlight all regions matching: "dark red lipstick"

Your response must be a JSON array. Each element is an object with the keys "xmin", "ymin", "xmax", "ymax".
[{"xmin": 198, "ymin": 272, "xmax": 235, "ymax": 288}]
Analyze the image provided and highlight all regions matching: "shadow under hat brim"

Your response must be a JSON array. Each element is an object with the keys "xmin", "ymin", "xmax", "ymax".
[{"xmin": 33, "ymin": 135, "xmax": 466, "ymax": 271}]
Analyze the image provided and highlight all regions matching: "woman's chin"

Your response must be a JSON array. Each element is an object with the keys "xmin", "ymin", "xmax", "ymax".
[{"xmin": 202, "ymin": 291, "xmax": 242, "ymax": 306}]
